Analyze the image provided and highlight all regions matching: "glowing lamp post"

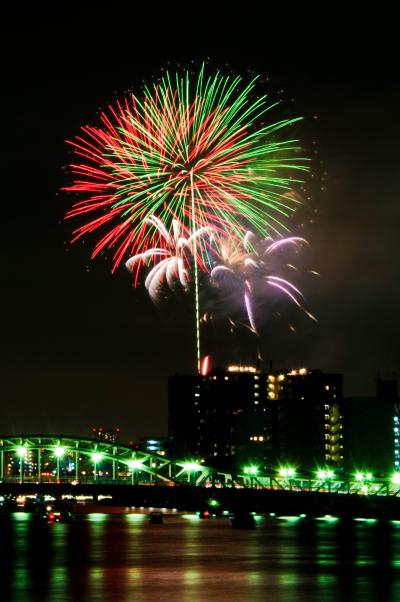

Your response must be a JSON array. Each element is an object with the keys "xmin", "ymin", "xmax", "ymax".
[
  {"xmin": 244, "ymin": 466, "xmax": 258, "ymax": 488},
  {"xmin": 392, "ymin": 473, "xmax": 400, "ymax": 485},
  {"xmin": 127, "ymin": 459, "xmax": 143, "ymax": 485},
  {"xmin": 183, "ymin": 462, "xmax": 202, "ymax": 486},
  {"xmin": 54, "ymin": 446, "xmax": 65, "ymax": 483},
  {"xmin": 316, "ymin": 468, "xmax": 335, "ymax": 492},
  {"xmin": 16, "ymin": 447, "xmax": 27, "ymax": 483},
  {"xmin": 91, "ymin": 452, "xmax": 103, "ymax": 481},
  {"xmin": 279, "ymin": 467, "xmax": 296, "ymax": 489}
]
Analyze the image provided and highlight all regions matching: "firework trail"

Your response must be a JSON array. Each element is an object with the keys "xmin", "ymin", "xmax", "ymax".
[
  {"xmin": 211, "ymin": 232, "xmax": 316, "ymax": 334},
  {"xmin": 65, "ymin": 65, "xmax": 309, "ymax": 370},
  {"xmin": 126, "ymin": 215, "xmax": 211, "ymax": 301}
]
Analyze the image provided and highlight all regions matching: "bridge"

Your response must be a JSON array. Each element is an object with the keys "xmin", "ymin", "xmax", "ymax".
[{"xmin": 1, "ymin": 434, "xmax": 400, "ymax": 498}]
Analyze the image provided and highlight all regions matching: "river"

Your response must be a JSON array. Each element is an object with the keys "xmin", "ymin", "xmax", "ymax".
[{"xmin": 0, "ymin": 511, "xmax": 399, "ymax": 601}]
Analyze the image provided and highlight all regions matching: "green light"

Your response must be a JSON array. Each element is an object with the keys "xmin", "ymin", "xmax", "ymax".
[
  {"xmin": 317, "ymin": 470, "xmax": 326, "ymax": 479},
  {"xmin": 88, "ymin": 513, "xmax": 107, "ymax": 522},
  {"xmin": 244, "ymin": 466, "xmax": 258, "ymax": 475},
  {"xmin": 54, "ymin": 446, "xmax": 65, "ymax": 458},
  {"xmin": 12, "ymin": 512, "xmax": 31, "ymax": 521},
  {"xmin": 183, "ymin": 462, "xmax": 202, "ymax": 472},
  {"xmin": 316, "ymin": 515, "xmax": 339, "ymax": 523},
  {"xmin": 365, "ymin": 472, "xmax": 373, "ymax": 481},
  {"xmin": 208, "ymin": 499, "xmax": 219, "ymax": 507},
  {"xmin": 326, "ymin": 470, "xmax": 335, "ymax": 479},
  {"xmin": 392, "ymin": 473, "xmax": 400, "ymax": 484},
  {"xmin": 16, "ymin": 446, "xmax": 27, "ymax": 457},
  {"xmin": 269, "ymin": 512, "xmax": 276, "ymax": 517},
  {"xmin": 355, "ymin": 472, "xmax": 364, "ymax": 481},
  {"xmin": 126, "ymin": 513, "xmax": 146, "ymax": 522},
  {"xmin": 128, "ymin": 459, "xmax": 143, "ymax": 470},
  {"xmin": 92, "ymin": 452, "xmax": 103, "ymax": 463}
]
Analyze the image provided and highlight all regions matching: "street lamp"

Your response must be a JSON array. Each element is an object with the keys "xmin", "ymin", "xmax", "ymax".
[
  {"xmin": 54, "ymin": 446, "xmax": 65, "ymax": 483},
  {"xmin": 392, "ymin": 472, "xmax": 400, "ymax": 485},
  {"xmin": 183, "ymin": 462, "xmax": 202, "ymax": 485},
  {"xmin": 243, "ymin": 466, "xmax": 258, "ymax": 488},
  {"xmin": 278, "ymin": 467, "xmax": 296, "ymax": 489},
  {"xmin": 16, "ymin": 447, "xmax": 27, "ymax": 483},
  {"xmin": 91, "ymin": 452, "xmax": 103, "ymax": 481},
  {"xmin": 127, "ymin": 459, "xmax": 143, "ymax": 485}
]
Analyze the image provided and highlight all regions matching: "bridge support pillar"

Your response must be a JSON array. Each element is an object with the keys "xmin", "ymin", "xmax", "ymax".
[
  {"xmin": 75, "ymin": 448, "xmax": 79, "ymax": 482},
  {"xmin": 38, "ymin": 448, "xmax": 41, "ymax": 483},
  {"xmin": 112, "ymin": 447, "xmax": 116, "ymax": 481},
  {"xmin": 0, "ymin": 450, "xmax": 3, "ymax": 481}
]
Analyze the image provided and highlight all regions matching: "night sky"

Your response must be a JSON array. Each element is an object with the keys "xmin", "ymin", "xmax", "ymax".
[{"xmin": 2, "ymin": 9, "xmax": 399, "ymax": 440}]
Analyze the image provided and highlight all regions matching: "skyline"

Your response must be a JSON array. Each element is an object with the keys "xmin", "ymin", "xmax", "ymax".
[{"xmin": 2, "ymin": 11, "xmax": 400, "ymax": 438}]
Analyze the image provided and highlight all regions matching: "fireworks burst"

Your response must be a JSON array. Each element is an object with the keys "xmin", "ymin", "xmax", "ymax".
[
  {"xmin": 65, "ymin": 65, "xmax": 309, "ymax": 271},
  {"xmin": 64, "ymin": 65, "xmax": 311, "ymax": 370},
  {"xmin": 211, "ymin": 232, "xmax": 316, "ymax": 334},
  {"xmin": 125, "ymin": 215, "xmax": 211, "ymax": 301}
]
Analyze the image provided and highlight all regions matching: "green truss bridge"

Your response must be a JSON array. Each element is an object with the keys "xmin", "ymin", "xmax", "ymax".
[{"xmin": 1, "ymin": 434, "xmax": 400, "ymax": 498}]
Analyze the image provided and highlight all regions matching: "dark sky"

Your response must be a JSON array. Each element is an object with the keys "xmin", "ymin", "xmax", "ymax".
[{"xmin": 2, "ymin": 8, "xmax": 399, "ymax": 440}]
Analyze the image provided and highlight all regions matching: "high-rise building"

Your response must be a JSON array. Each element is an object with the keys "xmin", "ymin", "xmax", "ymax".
[
  {"xmin": 168, "ymin": 366, "xmax": 344, "ymax": 472},
  {"xmin": 267, "ymin": 369, "xmax": 344, "ymax": 470},
  {"xmin": 169, "ymin": 365, "xmax": 269, "ymax": 471},
  {"xmin": 345, "ymin": 379, "xmax": 399, "ymax": 474}
]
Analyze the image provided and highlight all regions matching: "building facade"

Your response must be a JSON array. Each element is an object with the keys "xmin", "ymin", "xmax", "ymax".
[
  {"xmin": 345, "ymin": 379, "xmax": 400, "ymax": 474},
  {"xmin": 168, "ymin": 366, "xmax": 344, "ymax": 472},
  {"xmin": 267, "ymin": 369, "xmax": 344, "ymax": 470}
]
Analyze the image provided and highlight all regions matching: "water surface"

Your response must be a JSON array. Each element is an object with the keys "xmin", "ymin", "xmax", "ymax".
[{"xmin": 1, "ymin": 512, "xmax": 399, "ymax": 601}]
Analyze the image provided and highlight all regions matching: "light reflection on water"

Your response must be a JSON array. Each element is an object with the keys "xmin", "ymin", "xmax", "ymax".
[{"xmin": 0, "ymin": 513, "xmax": 400, "ymax": 601}]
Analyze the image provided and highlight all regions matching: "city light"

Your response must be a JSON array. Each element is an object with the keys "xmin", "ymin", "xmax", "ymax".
[
  {"xmin": 183, "ymin": 462, "xmax": 202, "ymax": 472},
  {"xmin": 316, "ymin": 468, "xmax": 335, "ymax": 480},
  {"xmin": 392, "ymin": 473, "xmax": 400, "ymax": 484},
  {"xmin": 91, "ymin": 452, "xmax": 103, "ymax": 463},
  {"xmin": 244, "ymin": 466, "xmax": 258, "ymax": 475},
  {"xmin": 355, "ymin": 471, "xmax": 373, "ymax": 482},
  {"xmin": 128, "ymin": 459, "xmax": 143, "ymax": 470},
  {"xmin": 279, "ymin": 467, "xmax": 296, "ymax": 478},
  {"xmin": 54, "ymin": 446, "xmax": 65, "ymax": 458},
  {"xmin": 16, "ymin": 447, "xmax": 27, "ymax": 457}
]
